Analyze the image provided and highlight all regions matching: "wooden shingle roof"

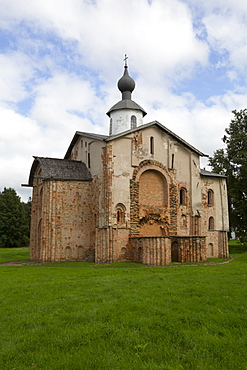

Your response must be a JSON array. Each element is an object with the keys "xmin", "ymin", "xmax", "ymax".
[{"xmin": 27, "ymin": 157, "xmax": 92, "ymax": 186}]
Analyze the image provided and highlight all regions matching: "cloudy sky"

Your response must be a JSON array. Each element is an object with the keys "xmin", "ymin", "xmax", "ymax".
[{"xmin": 1, "ymin": 0, "xmax": 247, "ymax": 201}]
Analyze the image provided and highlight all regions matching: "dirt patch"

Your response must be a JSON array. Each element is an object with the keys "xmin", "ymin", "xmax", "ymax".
[{"xmin": 0, "ymin": 261, "xmax": 28, "ymax": 266}]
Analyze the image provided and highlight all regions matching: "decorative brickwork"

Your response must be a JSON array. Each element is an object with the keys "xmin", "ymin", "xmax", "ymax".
[
  {"xmin": 30, "ymin": 178, "xmax": 94, "ymax": 262},
  {"xmin": 218, "ymin": 231, "xmax": 229, "ymax": 258},
  {"xmin": 101, "ymin": 146, "xmax": 113, "ymax": 227},
  {"xmin": 169, "ymin": 184, "xmax": 178, "ymax": 235},
  {"xmin": 27, "ymin": 123, "xmax": 229, "ymax": 266},
  {"xmin": 130, "ymin": 179, "xmax": 140, "ymax": 236},
  {"xmin": 171, "ymin": 236, "xmax": 206, "ymax": 263},
  {"xmin": 130, "ymin": 237, "xmax": 171, "ymax": 265},
  {"xmin": 130, "ymin": 160, "xmax": 174, "ymax": 238}
]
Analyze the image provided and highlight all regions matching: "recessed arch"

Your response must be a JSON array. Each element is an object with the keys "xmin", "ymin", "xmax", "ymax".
[
  {"xmin": 65, "ymin": 246, "xmax": 72, "ymax": 260},
  {"xmin": 78, "ymin": 246, "xmax": 84, "ymax": 260},
  {"xmin": 171, "ymin": 241, "xmax": 179, "ymax": 262},
  {"xmin": 138, "ymin": 246, "xmax": 143, "ymax": 262},
  {"xmin": 181, "ymin": 214, "xmax": 187, "ymax": 228},
  {"xmin": 208, "ymin": 243, "xmax": 214, "ymax": 256},
  {"xmin": 139, "ymin": 169, "xmax": 168, "ymax": 207},
  {"xmin": 39, "ymin": 187, "xmax": 43, "ymax": 210},
  {"xmin": 121, "ymin": 247, "xmax": 127, "ymax": 260},
  {"xmin": 115, "ymin": 203, "xmax": 126, "ymax": 224},
  {"xmin": 132, "ymin": 160, "xmax": 171, "ymax": 184}
]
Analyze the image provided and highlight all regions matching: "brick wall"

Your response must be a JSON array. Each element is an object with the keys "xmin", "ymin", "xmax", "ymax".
[
  {"xmin": 30, "ymin": 178, "xmax": 94, "ymax": 262},
  {"xmin": 130, "ymin": 159, "xmax": 175, "ymax": 238}
]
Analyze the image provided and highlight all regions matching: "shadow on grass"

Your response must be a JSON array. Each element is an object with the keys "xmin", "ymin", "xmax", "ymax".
[{"xmin": 229, "ymin": 240, "xmax": 247, "ymax": 254}]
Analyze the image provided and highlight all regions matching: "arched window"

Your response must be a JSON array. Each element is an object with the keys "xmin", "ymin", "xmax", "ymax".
[
  {"xmin": 208, "ymin": 243, "xmax": 214, "ymax": 256},
  {"xmin": 109, "ymin": 118, "xmax": 113, "ymax": 135},
  {"xmin": 181, "ymin": 214, "xmax": 187, "ymax": 228},
  {"xmin": 121, "ymin": 247, "xmax": 127, "ymax": 260},
  {"xmin": 78, "ymin": 246, "xmax": 84, "ymax": 260},
  {"xmin": 180, "ymin": 188, "xmax": 186, "ymax": 205},
  {"xmin": 65, "ymin": 246, "xmax": 72, "ymax": 260},
  {"xmin": 208, "ymin": 189, "xmax": 214, "ymax": 206},
  {"xmin": 208, "ymin": 216, "xmax": 214, "ymax": 230},
  {"xmin": 39, "ymin": 187, "xmax": 43, "ymax": 210},
  {"xmin": 171, "ymin": 241, "xmax": 179, "ymax": 262},
  {"xmin": 171, "ymin": 154, "xmax": 175, "ymax": 169},
  {"xmin": 115, "ymin": 203, "xmax": 126, "ymax": 224},
  {"xmin": 131, "ymin": 115, "xmax": 137, "ymax": 129},
  {"xmin": 138, "ymin": 246, "xmax": 143, "ymax": 262},
  {"xmin": 150, "ymin": 136, "xmax": 154, "ymax": 154}
]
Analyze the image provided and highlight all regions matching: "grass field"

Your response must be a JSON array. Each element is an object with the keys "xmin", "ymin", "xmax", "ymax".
[{"xmin": 0, "ymin": 243, "xmax": 246, "ymax": 370}]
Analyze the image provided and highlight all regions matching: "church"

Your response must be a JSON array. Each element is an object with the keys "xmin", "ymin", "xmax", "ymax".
[{"xmin": 25, "ymin": 60, "xmax": 229, "ymax": 264}]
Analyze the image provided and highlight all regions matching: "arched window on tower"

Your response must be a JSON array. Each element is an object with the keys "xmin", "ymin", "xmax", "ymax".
[
  {"xmin": 131, "ymin": 115, "xmax": 137, "ymax": 129},
  {"xmin": 109, "ymin": 118, "xmax": 113, "ymax": 135}
]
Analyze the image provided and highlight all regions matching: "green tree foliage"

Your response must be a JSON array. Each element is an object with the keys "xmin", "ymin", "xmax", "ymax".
[
  {"xmin": 209, "ymin": 109, "xmax": 247, "ymax": 242},
  {"xmin": 0, "ymin": 188, "xmax": 31, "ymax": 248}
]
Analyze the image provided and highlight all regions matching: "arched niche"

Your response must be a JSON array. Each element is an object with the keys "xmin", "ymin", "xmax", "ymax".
[{"xmin": 139, "ymin": 169, "xmax": 168, "ymax": 208}]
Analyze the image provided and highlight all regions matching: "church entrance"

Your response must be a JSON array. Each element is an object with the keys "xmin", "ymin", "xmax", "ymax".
[{"xmin": 171, "ymin": 241, "xmax": 179, "ymax": 262}]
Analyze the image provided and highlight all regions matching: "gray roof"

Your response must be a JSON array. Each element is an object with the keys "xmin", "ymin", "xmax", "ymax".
[
  {"xmin": 107, "ymin": 121, "xmax": 208, "ymax": 157},
  {"xmin": 64, "ymin": 121, "xmax": 208, "ymax": 159},
  {"xmin": 64, "ymin": 131, "xmax": 108, "ymax": 159},
  {"xmin": 106, "ymin": 99, "xmax": 147, "ymax": 117},
  {"xmin": 28, "ymin": 157, "xmax": 92, "ymax": 186},
  {"xmin": 200, "ymin": 169, "xmax": 227, "ymax": 178}
]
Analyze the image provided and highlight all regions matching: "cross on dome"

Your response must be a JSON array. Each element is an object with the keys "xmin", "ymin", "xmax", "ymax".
[{"xmin": 123, "ymin": 54, "xmax": 128, "ymax": 67}]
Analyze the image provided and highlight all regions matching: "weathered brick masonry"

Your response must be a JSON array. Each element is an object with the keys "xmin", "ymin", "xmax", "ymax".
[{"xmin": 26, "ymin": 64, "xmax": 229, "ymax": 264}]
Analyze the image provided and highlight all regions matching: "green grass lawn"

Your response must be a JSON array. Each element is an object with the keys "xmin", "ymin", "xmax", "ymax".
[
  {"xmin": 0, "ymin": 247, "xmax": 30, "ymax": 264},
  {"xmin": 0, "ymin": 244, "xmax": 246, "ymax": 369}
]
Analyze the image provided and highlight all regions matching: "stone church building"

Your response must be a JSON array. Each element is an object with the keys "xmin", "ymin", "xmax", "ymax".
[{"xmin": 25, "ymin": 62, "xmax": 229, "ymax": 264}]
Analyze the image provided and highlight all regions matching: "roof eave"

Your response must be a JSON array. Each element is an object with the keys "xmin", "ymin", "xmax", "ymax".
[{"xmin": 64, "ymin": 131, "xmax": 109, "ymax": 159}]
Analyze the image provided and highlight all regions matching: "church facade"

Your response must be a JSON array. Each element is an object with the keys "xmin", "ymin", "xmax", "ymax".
[{"xmin": 26, "ymin": 63, "xmax": 229, "ymax": 264}]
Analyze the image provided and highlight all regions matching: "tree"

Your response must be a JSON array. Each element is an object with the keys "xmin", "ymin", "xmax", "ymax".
[
  {"xmin": 0, "ymin": 188, "xmax": 31, "ymax": 248},
  {"xmin": 209, "ymin": 109, "xmax": 247, "ymax": 243}
]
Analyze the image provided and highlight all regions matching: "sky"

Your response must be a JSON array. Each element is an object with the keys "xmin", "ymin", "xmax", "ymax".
[{"xmin": 1, "ymin": 0, "xmax": 247, "ymax": 202}]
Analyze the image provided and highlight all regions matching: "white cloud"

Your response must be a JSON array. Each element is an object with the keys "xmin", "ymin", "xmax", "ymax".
[
  {"xmin": 0, "ymin": 0, "xmax": 247, "ymax": 202},
  {"xmin": 187, "ymin": 0, "xmax": 247, "ymax": 73},
  {"xmin": 0, "ymin": 52, "xmax": 34, "ymax": 102},
  {"xmin": 0, "ymin": 0, "xmax": 209, "ymax": 80}
]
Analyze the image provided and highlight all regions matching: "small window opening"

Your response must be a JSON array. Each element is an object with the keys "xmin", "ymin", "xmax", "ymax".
[
  {"xmin": 131, "ymin": 115, "xmax": 137, "ymax": 129},
  {"xmin": 109, "ymin": 118, "xmax": 112, "ymax": 135},
  {"xmin": 210, "ymin": 243, "xmax": 214, "ymax": 256},
  {"xmin": 208, "ymin": 217, "xmax": 214, "ymax": 230},
  {"xmin": 85, "ymin": 142, "xmax": 87, "ymax": 148},
  {"xmin": 181, "ymin": 214, "xmax": 187, "ymax": 228},
  {"xmin": 208, "ymin": 189, "xmax": 214, "ymax": 206},
  {"xmin": 117, "ymin": 209, "xmax": 124, "ymax": 223},
  {"xmin": 116, "ymin": 203, "xmax": 126, "ymax": 224},
  {"xmin": 180, "ymin": 188, "xmax": 186, "ymax": 205},
  {"xmin": 88, "ymin": 153, "xmax": 91, "ymax": 168},
  {"xmin": 171, "ymin": 154, "xmax": 174, "ymax": 169},
  {"xmin": 150, "ymin": 136, "xmax": 154, "ymax": 154}
]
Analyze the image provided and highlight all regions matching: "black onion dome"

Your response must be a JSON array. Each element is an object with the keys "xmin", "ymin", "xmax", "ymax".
[
  {"xmin": 106, "ymin": 63, "xmax": 147, "ymax": 117},
  {"xmin": 118, "ymin": 66, "xmax": 135, "ymax": 94}
]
